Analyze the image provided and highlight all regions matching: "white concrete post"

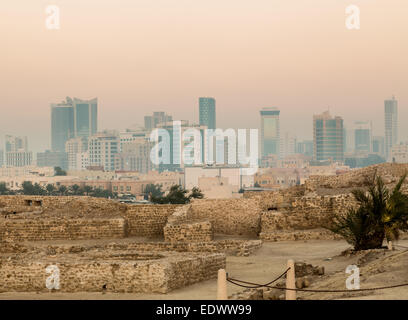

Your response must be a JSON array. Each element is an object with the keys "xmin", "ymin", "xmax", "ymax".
[
  {"xmin": 388, "ymin": 241, "xmax": 393, "ymax": 251},
  {"xmin": 286, "ymin": 259, "xmax": 296, "ymax": 300},
  {"xmin": 217, "ymin": 269, "xmax": 228, "ymax": 300}
]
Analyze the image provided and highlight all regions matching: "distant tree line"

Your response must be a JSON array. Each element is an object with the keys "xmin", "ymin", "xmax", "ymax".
[
  {"xmin": 0, "ymin": 181, "xmax": 204, "ymax": 203},
  {"xmin": 0, "ymin": 181, "xmax": 117, "ymax": 198}
]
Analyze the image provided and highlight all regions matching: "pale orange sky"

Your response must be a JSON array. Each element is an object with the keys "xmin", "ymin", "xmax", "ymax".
[{"xmin": 1, "ymin": 0, "xmax": 407, "ymax": 152}]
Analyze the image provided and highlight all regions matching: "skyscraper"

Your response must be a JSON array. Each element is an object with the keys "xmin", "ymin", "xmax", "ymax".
[
  {"xmin": 199, "ymin": 97, "xmax": 216, "ymax": 130},
  {"xmin": 51, "ymin": 98, "xmax": 74, "ymax": 152},
  {"xmin": 313, "ymin": 111, "xmax": 344, "ymax": 162},
  {"xmin": 73, "ymin": 97, "xmax": 98, "ymax": 138},
  {"xmin": 385, "ymin": 96, "xmax": 398, "ymax": 159},
  {"xmin": 51, "ymin": 97, "xmax": 98, "ymax": 152},
  {"xmin": 260, "ymin": 107, "xmax": 280, "ymax": 158}
]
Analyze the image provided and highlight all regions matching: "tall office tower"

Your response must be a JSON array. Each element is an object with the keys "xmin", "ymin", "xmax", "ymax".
[
  {"xmin": 313, "ymin": 111, "xmax": 344, "ymax": 162},
  {"xmin": 372, "ymin": 136, "xmax": 385, "ymax": 158},
  {"xmin": 354, "ymin": 121, "xmax": 372, "ymax": 153},
  {"xmin": 73, "ymin": 97, "xmax": 98, "ymax": 138},
  {"xmin": 260, "ymin": 107, "xmax": 280, "ymax": 158},
  {"xmin": 0, "ymin": 149, "xmax": 3, "ymax": 167},
  {"xmin": 385, "ymin": 96, "xmax": 398, "ymax": 159},
  {"xmin": 65, "ymin": 136, "xmax": 89, "ymax": 170},
  {"xmin": 51, "ymin": 98, "xmax": 74, "ymax": 152},
  {"xmin": 144, "ymin": 112, "xmax": 173, "ymax": 131},
  {"xmin": 51, "ymin": 97, "xmax": 97, "ymax": 151},
  {"xmin": 199, "ymin": 97, "xmax": 216, "ymax": 130},
  {"xmin": 5, "ymin": 135, "xmax": 28, "ymax": 152},
  {"xmin": 88, "ymin": 132, "xmax": 119, "ymax": 171}
]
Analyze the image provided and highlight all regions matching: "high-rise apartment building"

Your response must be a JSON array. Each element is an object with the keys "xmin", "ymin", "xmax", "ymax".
[
  {"xmin": 313, "ymin": 111, "xmax": 344, "ymax": 162},
  {"xmin": 65, "ymin": 137, "xmax": 89, "ymax": 170},
  {"xmin": 6, "ymin": 152, "xmax": 32, "ymax": 167},
  {"xmin": 354, "ymin": 121, "xmax": 372, "ymax": 153},
  {"xmin": 199, "ymin": 97, "xmax": 216, "ymax": 130},
  {"xmin": 88, "ymin": 132, "xmax": 119, "ymax": 171},
  {"xmin": 260, "ymin": 108, "xmax": 280, "ymax": 158},
  {"xmin": 4, "ymin": 135, "xmax": 32, "ymax": 167},
  {"xmin": 385, "ymin": 96, "xmax": 398, "ymax": 159},
  {"xmin": 51, "ymin": 97, "xmax": 97, "ymax": 152}
]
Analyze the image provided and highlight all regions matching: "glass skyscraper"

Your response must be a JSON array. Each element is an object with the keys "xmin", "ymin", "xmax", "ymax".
[
  {"xmin": 73, "ymin": 97, "xmax": 98, "ymax": 138},
  {"xmin": 199, "ymin": 97, "xmax": 216, "ymax": 130},
  {"xmin": 260, "ymin": 107, "xmax": 280, "ymax": 158},
  {"xmin": 51, "ymin": 97, "xmax": 98, "ymax": 152},
  {"xmin": 51, "ymin": 99, "xmax": 74, "ymax": 152},
  {"xmin": 313, "ymin": 111, "xmax": 344, "ymax": 162}
]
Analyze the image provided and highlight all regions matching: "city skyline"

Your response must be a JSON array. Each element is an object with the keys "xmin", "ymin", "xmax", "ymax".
[{"xmin": 1, "ymin": 1, "xmax": 407, "ymax": 153}]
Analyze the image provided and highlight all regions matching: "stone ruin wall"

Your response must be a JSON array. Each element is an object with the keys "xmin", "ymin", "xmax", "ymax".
[
  {"xmin": 0, "ymin": 250, "xmax": 226, "ymax": 294},
  {"xmin": 124, "ymin": 204, "xmax": 179, "ymax": 237},
  {"xmin": 163, "ymin": 205, "xmax": 214, "ymax": 243},
  {"xmin": 0, "ymin": 218, "xmax": 127, "ymax": 242},
  {"xmin": 0, "ymin": 196, "xmax": 179, "ymax": 242},
  {"xmin": 188, "ymin": 198, "xmax": 263, "ymax": 236}
]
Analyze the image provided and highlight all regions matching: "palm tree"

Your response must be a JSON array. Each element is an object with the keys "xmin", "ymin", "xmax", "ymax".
[{"xmin": 328, "ymin": 172, "xmax": 408, "ymax": 250}]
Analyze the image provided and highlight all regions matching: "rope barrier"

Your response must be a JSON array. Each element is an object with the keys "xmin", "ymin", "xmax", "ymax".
[
  {"xmin": 226, "ymin": 267, "xmax": 290, "ymax": 289},
  {"xmin": 227, "ymin": 267, "xmax": 408, "ymax": 293}
]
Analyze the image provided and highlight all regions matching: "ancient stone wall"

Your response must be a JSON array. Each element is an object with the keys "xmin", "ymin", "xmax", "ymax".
[
  {"xmin": 0, "ymin": 251, "xmax": 226, "ymax": 294},
  {"xmin": 189, "ymin": 198, "xmax": 262, "ymax": 236},
  {"xmin": 0, "ymin": 217, "xmax": 126, "ymax": 241},
  {"xmin": 124, "ymin": 204, "xmax": 179, "ymax": 237},
  {"xmin": 164, "ymin": 221, "xmax": 213, "ymax": 243}
]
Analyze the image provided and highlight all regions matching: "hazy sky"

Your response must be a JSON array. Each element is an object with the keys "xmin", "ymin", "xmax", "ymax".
[{"xmin": 1, "ymin": 0, "xmax": 407, "ymax": 153}]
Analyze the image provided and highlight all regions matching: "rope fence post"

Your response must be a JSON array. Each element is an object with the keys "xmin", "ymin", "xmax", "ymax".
[
  {"xmin": 286, "ymin": 259, "xmax": 296, "ymax": 300},
  {"xmin": 217, "ymin": 269, "xmax": 228, "ymax": 300}
]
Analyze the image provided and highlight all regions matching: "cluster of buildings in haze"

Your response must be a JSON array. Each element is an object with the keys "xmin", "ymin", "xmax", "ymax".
[{"xmin": 0, "ymin": 95, "xmax": 405, "ymax": 199}]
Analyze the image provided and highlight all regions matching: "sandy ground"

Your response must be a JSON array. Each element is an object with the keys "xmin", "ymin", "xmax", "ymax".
[{"xmin": 1, "ymin": 239, "xmax": 407, "ymax": 300}]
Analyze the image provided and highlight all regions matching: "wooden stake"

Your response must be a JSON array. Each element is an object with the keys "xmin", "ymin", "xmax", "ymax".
[
  {"xmin": 217, "ymin": 269, "xmax": 228, "ymax": 300},
  {"xmin": 286, "ymin": 259, "xmax": 296, "ymax": 300},
  {"xmin": 388, "ymin": 241, "xmax": 393, "ymax": 251}
]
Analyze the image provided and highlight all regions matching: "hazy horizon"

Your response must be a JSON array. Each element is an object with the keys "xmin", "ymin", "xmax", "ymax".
[{"xmin": 1, "ymin": 0, "xmax": 407, "ymax": 153}]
